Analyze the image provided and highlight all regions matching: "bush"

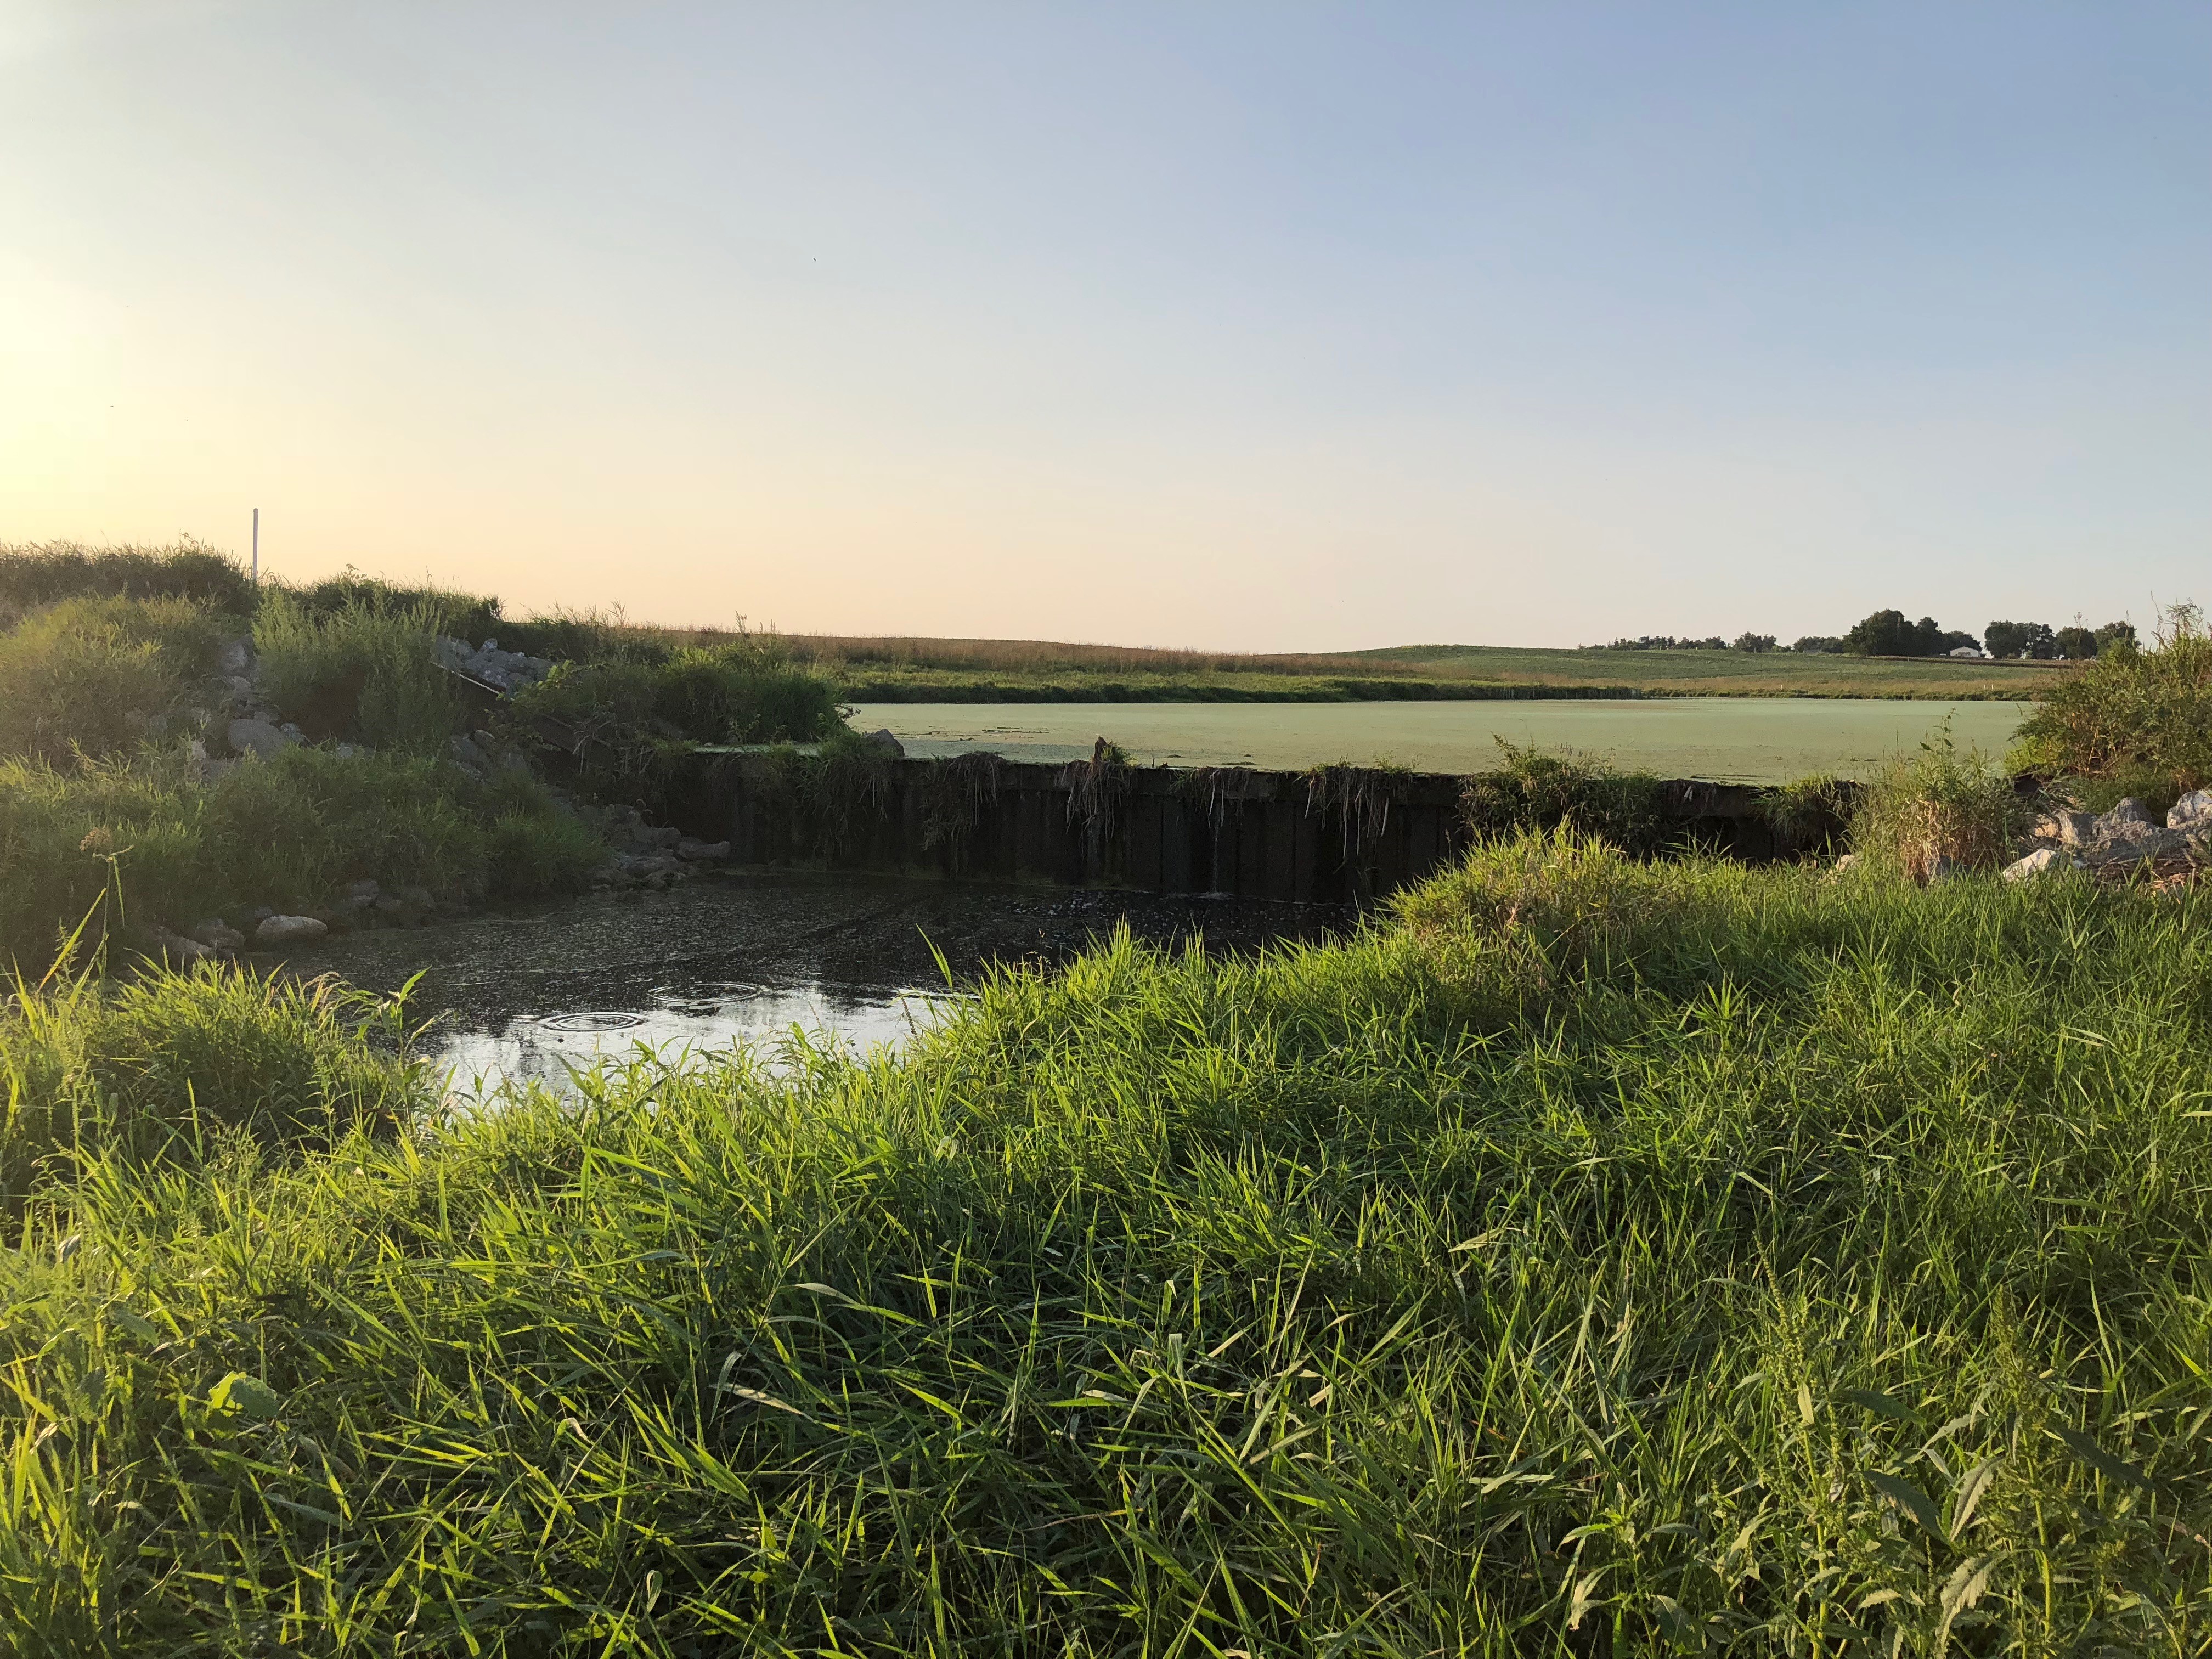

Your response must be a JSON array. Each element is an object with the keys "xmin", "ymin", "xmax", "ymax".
[
  {"xmin": 253, "ymin": 589, "xmax": 465, "ymax": 753},
  {"xmin": 0, "ymin": 538, "xmax": 255, "ymax": 615},
  {"xmin": 1459, "ymin": 741, "xmax": 1670, "ymax": 855},
  {"xmin": 0, "ymin": 596, "xmax": 229, "ymax": 765},
  {"xmin": 1852, "ymin": 723, "xmax": 2022, "ymax": 878},
  {"xmin": 2008, "ymin": 603, "xmax": 2211, "ymax": 811}
]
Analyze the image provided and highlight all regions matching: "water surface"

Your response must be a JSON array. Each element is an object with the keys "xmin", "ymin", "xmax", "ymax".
[{"xmin": 290, "ymin": 870, "xmax": 1346, "ymax": 1094}]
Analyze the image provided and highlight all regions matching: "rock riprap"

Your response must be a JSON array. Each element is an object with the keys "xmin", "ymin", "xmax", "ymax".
[
  {"xmin": 435, "ymin": 636, "xmax": 553, "ymax": 692},
  {"xmin": 2003, "ymin": 795, "xmax": 2211, "ymax": 883}
]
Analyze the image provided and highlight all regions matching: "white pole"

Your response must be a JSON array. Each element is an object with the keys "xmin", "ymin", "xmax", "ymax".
[{"xmin": 251, "ymin": 507, "xmax": 259, "ymax": 585}]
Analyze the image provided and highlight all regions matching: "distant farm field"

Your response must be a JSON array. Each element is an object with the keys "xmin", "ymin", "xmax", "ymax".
[
  {"xmin": 792, "ymin": 637, "xmax": 2065, "ymax": 702},
  {"xmin": 849, "ymin": 697, "xmax": 2039, "ymax": 782}
]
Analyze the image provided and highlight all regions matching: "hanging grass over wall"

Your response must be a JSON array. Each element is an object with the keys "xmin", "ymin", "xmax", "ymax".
[{"xmin": 0, "ymin": 834, "xmax": 2204, "ymax": 1654}]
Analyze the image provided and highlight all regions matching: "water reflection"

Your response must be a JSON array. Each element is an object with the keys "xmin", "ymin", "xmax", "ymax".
[{"xmin": 435, "ymin": 979, "xmax": 963, "ymax": 1097}]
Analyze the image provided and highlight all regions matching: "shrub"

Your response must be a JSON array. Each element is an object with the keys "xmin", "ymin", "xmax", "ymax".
[
  {"xmin": 253, "ymin": 589, "xmax": 465, "ymax": 753},
  {"xmin": 0, "ymin": 538, "xmax": 255, "ymax": 614},
  {"xmin": 0, "ymin": 596, "xmax": 229, "ymax": 765},
  {"xmin": 2008, "ymin": 603, "xmax": 2211, "ymax": 811},
  {"xmin": 1852, "ymin": 723, "xmax": 2022, "ymax": 879},
  {"xmin": 1459, "ymin": 741, "xmax": 1669, "ymax": 855}
]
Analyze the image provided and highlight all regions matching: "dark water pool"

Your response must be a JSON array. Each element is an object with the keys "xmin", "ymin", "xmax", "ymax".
[{"xmin": 287, "ymin": 870, "xmax": 1349, "ymax": 1093}]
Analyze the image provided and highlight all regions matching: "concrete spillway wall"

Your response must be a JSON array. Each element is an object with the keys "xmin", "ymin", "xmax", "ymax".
[{"xmin": 665, "ymin": 753, "xmax": 1837, "ymax": 906}]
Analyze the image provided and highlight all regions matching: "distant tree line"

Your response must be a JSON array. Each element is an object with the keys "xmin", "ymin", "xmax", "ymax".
[{"xmin": 1602, "ymin": 610, "xmax": 2137, "ymax": 661}]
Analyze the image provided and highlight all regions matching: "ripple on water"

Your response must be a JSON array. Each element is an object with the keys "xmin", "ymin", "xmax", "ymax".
[{"xmin": 533, "ymin": 1011, "xmax": 648, "ymax": 1035}]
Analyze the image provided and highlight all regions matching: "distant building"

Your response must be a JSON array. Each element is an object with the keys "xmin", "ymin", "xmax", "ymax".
[{"xmin": 1949, "ymin": 645, "xmax": 1986, "ymax": 658}]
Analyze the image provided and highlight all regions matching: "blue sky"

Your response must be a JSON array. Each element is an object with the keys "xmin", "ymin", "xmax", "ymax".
[{"xmin": 3, "ymin": 2, "xmax": 2204, "ymax": 647}]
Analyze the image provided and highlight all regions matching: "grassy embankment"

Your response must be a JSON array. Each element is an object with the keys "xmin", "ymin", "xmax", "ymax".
[
  {"xmin": 0, "ymin": 833, "xmax": 2206, "ymax": 1654},
  {"xmin": 751, "ymin": 634, "xmax": 2073, "ymax": 703},
  {"xmin": 0, "ymin": 544, "xmax": 842, "ymax": 969}
]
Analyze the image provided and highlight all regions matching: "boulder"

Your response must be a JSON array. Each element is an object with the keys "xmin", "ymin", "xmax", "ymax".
[
  {"xmin": 255, "ymin": 914, "xmax": 328, "ymax": 945},
  {"xmin": 2102, "ymin": 798, "xmax": 2153, "ymax": 827},
  {"xmin": 861, "ymin": 728, "xmax": 905, "ymax": 757},
  {"xmin": 2076, "ymin": 821, "xmax": 2186, "ymax": 869},
  {"xmin": 2032, "ymin": 810, "xmax": 2097, "ymax": 847},
  {"xmin": 676, "ymin": 837, "xmax": 732, "ymax": 862},
  {"xmin": 154, "ymin": 928, "xmax": 213, "ymax": 962},
  {"xmin": 187, "ymin": 918, "xmax": 246, "ymax": 951},
  {"xmin": 219, "ymin": 638, "xmax": 253, "ymax": 676},
  {"xmin": 2169, "ymin": 789, "xmax": 2212, "ymax": 832},
  {"xmin": 227, "ymin": 718, "xmax": 300, "ymax": 761},
  {"xmin": 2002, "ymin": 847, "xmax": 2075, "ymax": 882}
]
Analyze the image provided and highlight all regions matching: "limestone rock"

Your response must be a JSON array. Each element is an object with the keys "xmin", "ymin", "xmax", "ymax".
[
  {"xmin": 2033, "ymin": 810, "xmax": 2097, "ymax": 847},
  {"xmin": 227, "ymin": 717, "xmax": 300, "ymax": 761},
  {"xmin": 255, "ymin": 914, "xmax": 328, "ymax": 945},
  {"xmin": 2076, "ymin": 821, "xmax": 2186, "ymax": 868},
  {"xmin": 861, "ymin": 728, "xmax": 905, "ymax": 757},
  {"xmin": 2169, "ymin": 789, "xmax": 2212, "ymax": 832},
  {"xmin": 2002, "ymin": 847, "xmax": 2075, "ymax": 882},
  {"xmin": 2102, "ymin": 798, "xmax": 2152, "ymax": 828},
  {"xmin": 676, "ymin": 837, "xmax": 731, "ymax": 862},
  {"xmin": 187, "ymin": 918, "xmax": 246, "ymax": 951}
]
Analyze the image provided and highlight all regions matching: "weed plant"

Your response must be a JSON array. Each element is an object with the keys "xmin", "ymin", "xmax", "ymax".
[
  {"xmin": 1853, "ymin": 726, "xmax": 2023, "ymax": 880},
  {"xmin": 0, "ymin": 596, "xmax": 230, "ymax": 765},
  {"xmin": 2011, "ymin": 603, "xmax": 2212, "ymax": 815},
  {"xmin": 0, "ymin": 961, "xmax": 421, "ymax": 1205},
  {"xmin": 1460, "ymin": 740, "xmax": 1670, "ymax": 855},
  {"xmin": 0, "ymin": 833, "xmax": 2204, "ymax": 1654},
  {"xmin": 252, "ymin": 591, "xmax": 467, "ymax": 753},
  {"xmin": 0, "ymin": 746, "xmax": 600, "ymax": 965},
  {"xmin": 0, "ymin": 539, "xmax": 255, "ymax": 616}
]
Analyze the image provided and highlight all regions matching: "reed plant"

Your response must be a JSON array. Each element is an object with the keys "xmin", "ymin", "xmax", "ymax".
[
  {"xmin": 1852, "ymin": 725, "xmax": 2023, "ymax": 881},
  {"xmin": 0, "ymin": 832, "xmax": 2203, "ymax": 1654}
]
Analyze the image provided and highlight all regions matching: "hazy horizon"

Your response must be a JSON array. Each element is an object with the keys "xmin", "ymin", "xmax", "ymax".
[{"xmin": 4, "ymin": 3, "xmax": 2205, "ymax": 651}]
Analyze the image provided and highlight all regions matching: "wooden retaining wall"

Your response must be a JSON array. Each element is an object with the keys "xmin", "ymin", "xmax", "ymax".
[{"xmin": 662, "ymin": 755, "xmax": 1835, "ymax": 906}]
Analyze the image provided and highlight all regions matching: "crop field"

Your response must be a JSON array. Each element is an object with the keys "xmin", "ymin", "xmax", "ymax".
[
  {"xmin": 770, "ymin": 634, "xmax": 2069, "ymax": 703},
  {"xmin": 850, "ymin": 696, "xmax": 2038, "ymax": 782}
]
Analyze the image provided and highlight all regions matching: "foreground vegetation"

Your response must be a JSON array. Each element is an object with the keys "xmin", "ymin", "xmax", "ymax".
[{"xmin": 1, "ymin": 836, "xmax": 2207, "ymax": 1655}]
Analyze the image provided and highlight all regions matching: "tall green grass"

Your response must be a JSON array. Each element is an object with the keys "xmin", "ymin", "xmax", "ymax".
[
  {"xmin": 0, "ymin": 746, "xmax": 602, "ymax": 967},
  {"xmin": 0, "ymin": 596, "xmax": 229, "ymax": 765},
  {"xmin": 0, "ymin": 539, "xmax": 255, "ymax": 618},
  {"xmin": 1, "ymin": 835, "xmax": 2204, "ymax": 1654},
  {"xmin": 252, "ymin": 590, "xmax": 466, "ymax": 754},
  {"xmin": 1851, "ymin": 725, "xmax": 2022, "ymax": 880},
  {"xmin": 0, "ymin": 962, "xmax": 421, "ymax": 1206}
]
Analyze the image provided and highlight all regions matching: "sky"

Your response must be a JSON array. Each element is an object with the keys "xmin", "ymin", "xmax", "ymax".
[{"xmin": 2, "ymin": 2, "xmax": 2205, "ymax": 650}]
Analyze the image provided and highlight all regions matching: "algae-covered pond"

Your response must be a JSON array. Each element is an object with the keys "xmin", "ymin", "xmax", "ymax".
[{"xmin": 850, "ymin": 697, "xmax": 2035, "ymax": 782}]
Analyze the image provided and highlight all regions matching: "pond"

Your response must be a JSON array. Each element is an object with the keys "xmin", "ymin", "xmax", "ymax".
[
  {"xmin": 848, "ymin": 697, "xmax": 2035, "ymax": 783},
  {"xmin": 289, "ymin": 870, "xmax": 1347, "ymax": 1095}
]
